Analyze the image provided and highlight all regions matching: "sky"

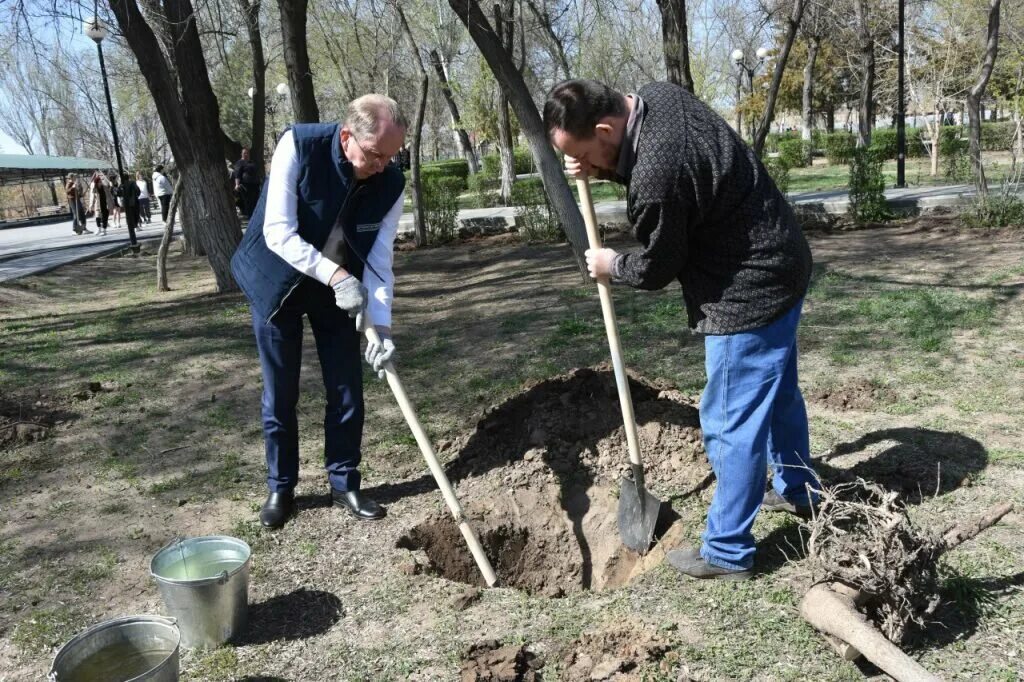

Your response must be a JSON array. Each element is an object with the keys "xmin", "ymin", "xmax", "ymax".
[{"xmin": 0, "ymin": 130, "xmax": 28, "ymax": 155}]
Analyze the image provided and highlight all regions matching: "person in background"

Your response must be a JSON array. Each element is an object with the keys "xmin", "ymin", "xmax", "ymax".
[
  {"xmin": 136, "ymin": 172, "xmax": 152, "ymax": 224},
  {"xmin": 66, "ymin": 173, "xmax": 90, "ymax": 234},
  {"xmin": 110, "ymin": 174, "xmax": 123, "ymax": 228},
  {"xmin": 153, "ymin": 165, "xmax": 173, "ymax": 222},
  {"xmin": 88, "ymin": 171, "xmax": 114, "ymax": 235},
  {"xmin": 232, "ymin": 147, "xmax": 262, "ymax": 218}
]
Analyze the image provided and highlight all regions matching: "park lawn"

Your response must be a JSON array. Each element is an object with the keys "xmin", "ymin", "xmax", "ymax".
[{"xmin": 0, "ymin": 217, "xmax": 1022, "ymax": 680}]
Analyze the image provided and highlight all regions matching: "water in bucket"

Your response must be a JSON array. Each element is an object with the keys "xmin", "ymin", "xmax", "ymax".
[
  {"xmin": 57, "ymin": 640, "xmax": 169, "ymax": 682},
  {"xmin": 49, "ymin": 615, "xmax": 179, "ymax": 682},
  {"xmin": 150, "ymin": 536, "xmax": 251, "ymax": 649}
]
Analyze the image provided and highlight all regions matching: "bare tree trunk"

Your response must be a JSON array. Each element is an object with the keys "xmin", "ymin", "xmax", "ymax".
[
  {"xmin": 802, "ymin": 36, "xmax": 820, "ymax": 142},
  {"xmin": 853, "ymin": 0, "xmax": 875, "ymax": 148},
  {"xmin": 396, "ymin": 4, "xmax": 429, "ymax": 247},
  {"xmin": 656, "ymin": 0, "xmax": 694, "ymax": 92},
  {"xmin": 753, "ymin": 0, "xmax": 806, "ymax": 156},
  {"xmin": 428, "ymin": 49, "xmax": 479, "ymax": 173},
  {"xmin": 495, "ymin": 1, "xmax": 516, "ymax": 205},
  {"xmin": 826, "ymin": 104, "xmax": 835, "ymax": 132},
  {"xmin": 446, "ymin": 0, "xmax": 588, "ymax": 276},
  {"xmin": 236, "ymin": 0, "xmax": 266, "ymax": 173},
  {"xmin": 524, "ymin": 0, "xmax": 571, "ymax": 79},
  {"xmin": 966, "ymin": 0, "xmax": 1001, "ymax": 195},
  {"xmin": 276, "ymin": 0, "xmax": 320, "ymax": 123},
  {"xmin": 110, "ymin": 0, "xmax": 240, "ymax": 292},
  {"xmin": 157, "ymin": 176, "xmax": 184, "ymax": 291},
  {"xmin": 930, "ymin": 106, "xmax": 941, "ymax": 176}
]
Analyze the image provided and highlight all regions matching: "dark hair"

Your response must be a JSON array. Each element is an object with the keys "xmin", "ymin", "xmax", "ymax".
[
  {"xmin": 543, "ymin": 79, "xmax": 626, "ymax": 140},
  {"xmin": 155, "ymin": 165, "xmax": 164, "ymax": 173}
]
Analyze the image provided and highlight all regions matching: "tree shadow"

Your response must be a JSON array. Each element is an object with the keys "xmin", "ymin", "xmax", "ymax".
[
  {"xmin": 815, "ymin": 427, "xmax": 988, "ymax": 504},
  {"xmin": 236, "ymin": 588, "xmax": 343, "ymax": 646}
]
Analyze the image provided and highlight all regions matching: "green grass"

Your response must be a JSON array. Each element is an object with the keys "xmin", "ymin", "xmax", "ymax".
[
  {"xmin": 188, "ymin": 647, "xmax": 239, "ymax": 681},
  {"xmin": 11, "ymin": 606, "xmax": 82, "ymax": 653}
]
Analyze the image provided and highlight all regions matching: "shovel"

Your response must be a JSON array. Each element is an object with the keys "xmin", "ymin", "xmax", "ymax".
[
  {"xmin": 575, "ymin": 177, "xmax": 663, "ymax": 554},
  {"xmin": 363, "ymin": 316, "xmax": 498, "ymax": 587}
]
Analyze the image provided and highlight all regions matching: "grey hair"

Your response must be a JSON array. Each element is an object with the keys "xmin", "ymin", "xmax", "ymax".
[{"xmin": 344, "ymin": 94, "xmax": 408, "ymax": 138}]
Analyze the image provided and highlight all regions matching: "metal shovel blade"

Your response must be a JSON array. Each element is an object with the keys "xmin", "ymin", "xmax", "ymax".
[{"xmin": 617, "ymin": 468, "xmax": 662, "ymax": 554}]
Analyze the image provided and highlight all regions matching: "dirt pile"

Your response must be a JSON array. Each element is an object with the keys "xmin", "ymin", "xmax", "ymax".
[
  {"xmin": 441, "ymin": 366, "xmax": 708, "ymax": 492},
  {"xmin": 0, "ymin": 392, "xmax": 75, "ymax": 448},
  {"xmin": 560, "ymin": 623, "xmax": 671, "ymax": 681},
  {"xmin": 811, "ymin": 378, "xmax": 894, "ymax": 411},
  {"xmin": 398, "ymin": 367, "xmax": 710, "ymax": 595},
  {"xmin": 459, "ymin": 640, "xmax": 543, "ymax": 682}
]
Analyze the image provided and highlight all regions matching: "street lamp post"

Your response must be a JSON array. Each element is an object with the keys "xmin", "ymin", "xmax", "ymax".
[
  {"xmin": 85, "ymin": 17, "xmax": 137, "ymax": 248},
  {"xmin": 249, "ymin": 82, "xmax": 289, "ymax": 151},
  {"xmin": 896, "ymin": 0, "xmax": 906, "ymax": 188},
  {"xmin": 732, "ymin": 47, "xmax": 768, "ymax": 140}
]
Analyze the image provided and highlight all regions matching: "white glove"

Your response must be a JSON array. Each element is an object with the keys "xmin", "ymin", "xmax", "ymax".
[
  {"xmin": 331, "ymin": 275, "xmax": 365, "ymax": 319},
  {"xmin": 364, "ymin": 332, "xmax": 395, "ymax": 379}
]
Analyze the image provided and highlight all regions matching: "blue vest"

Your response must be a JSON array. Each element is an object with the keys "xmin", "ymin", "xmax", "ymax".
[{"xmin": 230, "ymin": 123, "xmax": 405, "ymax": 322}]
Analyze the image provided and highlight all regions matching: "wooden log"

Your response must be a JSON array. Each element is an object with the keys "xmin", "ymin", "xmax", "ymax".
[{"xmin": 801, "ymin": 583, "xmax": 942, "ymax": 682}]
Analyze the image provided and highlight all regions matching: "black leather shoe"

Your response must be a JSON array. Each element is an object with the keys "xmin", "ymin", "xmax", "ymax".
[
  {"xmin": 259, "ymin": 491, "xmax": 295, "ymax": 529},
  {"xmin": 332, "ymin": 489, "xmax": 386, "ymax": 520}
]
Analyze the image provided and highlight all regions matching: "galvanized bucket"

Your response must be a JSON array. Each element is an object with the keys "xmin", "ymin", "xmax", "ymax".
[
  {"xmin": 48, "ymin": 614, "xmax": 179, "ymax": 682},
  {"xmin": 150, "ymin": 536, "xmax": 251, "ymax": 649}
]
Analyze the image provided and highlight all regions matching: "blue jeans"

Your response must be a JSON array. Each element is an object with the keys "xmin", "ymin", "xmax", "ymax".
[
  {"xmin": 252, "ymin": 278, "xmax": 364, "ymax": 494},
  {"xmin": 699, "ymin": 300, "xmax": 817, "ymax": 570}
]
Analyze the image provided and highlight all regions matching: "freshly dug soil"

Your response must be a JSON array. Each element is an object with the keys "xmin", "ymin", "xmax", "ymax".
[
  {"xmin": 811, "ymin": 378, "xmax": 894, "ymax": 411},
  {"xmin": 459, "ymin": 640, "xmax": 544, "ymax": 682},
  {"xmin": 560, "ymin": 622, "xmax": 671, "ymax": 681},
  {"xmin": 399, "ymin": 367, "xmax": 710, "ymax": 596}
]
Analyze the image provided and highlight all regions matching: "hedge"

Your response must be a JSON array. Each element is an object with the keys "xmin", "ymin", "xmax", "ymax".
[
  {"xmin": 778, "ymin": 139, "xmax": 811, "ymax": 168},
  {"xmin": 413, "ymin": 158, "xmax": 469, "ymax": 191},
  {"xmin": 824, "ymin": 132, "xmax": 856, "ymax": 165}
]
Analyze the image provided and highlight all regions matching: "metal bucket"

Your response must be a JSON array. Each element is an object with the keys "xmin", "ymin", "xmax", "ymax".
[
  {"xmin": 48, "ymin": 615, "xmax": 179, "ymax": 682},
  {"xmin": 150, "ymin": 536, "xmax": 251, "ymax": 649}
]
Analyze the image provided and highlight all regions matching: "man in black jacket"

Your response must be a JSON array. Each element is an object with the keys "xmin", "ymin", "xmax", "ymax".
[{"xmin": 545, "ymin": 79, "xmax": 819, "ymax": 580}]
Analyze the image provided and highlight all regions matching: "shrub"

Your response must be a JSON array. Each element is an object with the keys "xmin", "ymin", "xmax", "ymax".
[
  {"xmin": 979, "ymin": 121, "xmax": 1017, "ymax": 152},
  {"xmin": 940, "ymin": 129, "xmax": 970, "ymax": 182},
  {"xmin": 762, "ymin": 156, "xmax": 790, "ymax": 196},
  {"xmin": 766, "ymin": 131, "xmax": 800, "ymax": 154},
  {"xmin": 961, "ymin": 193, "xmax": 1024, "ymax": 229},
  {"xmin": 467, "ymin": 172, "xmax": 500, "ymax": 208},
  {"xmin": 481, "ymin": 153, "xmax": 501, "ymax": 178},
  {"xmin": 869, "ymin": 128, "xmax": 898, "ymax": 160},
  {"xmin": 422, "ymin": 177, "xmax": 461, "ymax": 244},
  {"xmin": 414, "ymin": 159, "xmax": 469, "ymax": 192},
  {"xmin": 511, "ymin": 178, "xmax": 562, "ymax": 242},
  {"xmin": 848, "ymin": 147, "xmax": 890, "ymax": 224},
  {"xmin": 778, "ymin": 139, "xmax": 810, "ymax": 168},
  {"xmin": 513, "ymin": 146, "xmax": 534, "ymax": 174},
  {"xmin": 824, "ymin": 132, "xmax": 856, "ymax": 165}
]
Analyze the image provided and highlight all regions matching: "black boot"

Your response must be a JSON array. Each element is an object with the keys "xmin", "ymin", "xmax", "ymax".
[
  {"xmin": 259, "ymin": 491, "xmax": 295, "ymax": 528},
  {"xmin": 331, "ymin": 489, "xmax": 386, "ymax": 521}
]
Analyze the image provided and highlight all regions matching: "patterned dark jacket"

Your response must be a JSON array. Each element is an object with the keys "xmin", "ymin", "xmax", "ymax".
[{"xmin": 613, "ymin": 82, "xmax": 812, "ymax": 335}]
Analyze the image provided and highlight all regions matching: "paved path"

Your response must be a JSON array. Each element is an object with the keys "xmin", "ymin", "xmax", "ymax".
[
  {"xmin": 1, "ymin": 182, "xmax": 1012, "ymax": 284},
  {"xmin": 0, "ymin": 218, "xmax": 177, "ymax": 283}
]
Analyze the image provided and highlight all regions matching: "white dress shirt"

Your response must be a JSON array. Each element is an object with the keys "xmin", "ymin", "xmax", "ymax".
[{"xmin": 263, "ymin": 129, "xmax": 403, "ymax": 328}]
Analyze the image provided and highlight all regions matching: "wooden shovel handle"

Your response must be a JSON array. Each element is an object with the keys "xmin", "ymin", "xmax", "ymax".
[
  {"xmin": 363, "ymin": 321, "xmax": 498, "ymax": 587},
  {"xmin": 576, "ymin": 178, "xmax": 643, "ymax": 472}
]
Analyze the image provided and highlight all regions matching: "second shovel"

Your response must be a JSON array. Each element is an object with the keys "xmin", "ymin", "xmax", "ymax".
[{"xmin": 576, "ymin": 176, "xmax": 662, "ymax": 554}]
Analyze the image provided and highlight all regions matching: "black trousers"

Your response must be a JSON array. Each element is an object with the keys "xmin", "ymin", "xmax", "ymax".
[{"xmin": 159, "ymin": 194, "xmax": 171, "ymax": 222}]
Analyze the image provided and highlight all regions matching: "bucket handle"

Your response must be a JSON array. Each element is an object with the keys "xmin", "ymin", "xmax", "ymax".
[{"xmin": 150, "ymin": 536, "xmax": 186, "ymax": 579}]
